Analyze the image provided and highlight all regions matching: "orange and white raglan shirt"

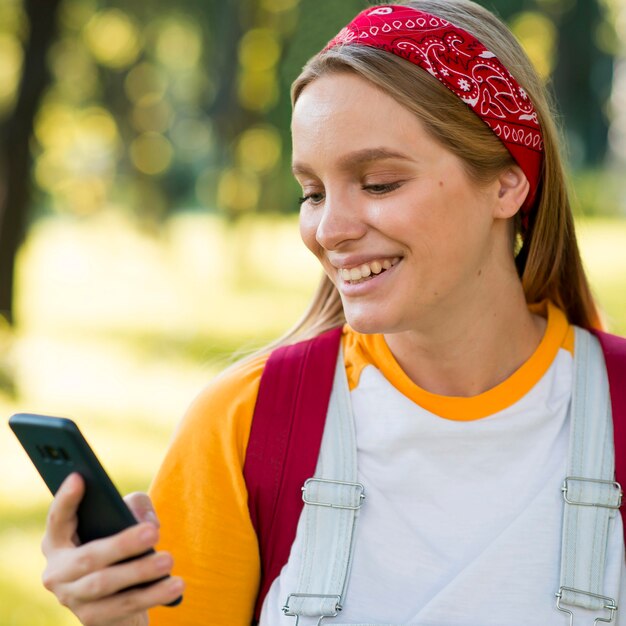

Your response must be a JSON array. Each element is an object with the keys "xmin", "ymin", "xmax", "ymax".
[{"xmin": 148, "ymin": 302, "xmax": 626, "ymax": 626}]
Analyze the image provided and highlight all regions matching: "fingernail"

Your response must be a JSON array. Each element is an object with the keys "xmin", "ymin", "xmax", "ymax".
[
  {"xmin": 155, "ymin": 553, "xmax": 171, "ymax": 569},
  {"xmin": 144, "ymin": 510, "xmax": 160, "ymax": 527},
  {"xmin": 168, "ymin": 577, "xmax": 184, "ymax": 592},
  {"xmin": 63, "ymin": 473, "xmax": 79, "ymax": 492},
  {"xmin": 63, "ymin": 472, "xmax": 75, "ymax": 483},
  {"xmin": 140, "ymin": 525, "xmax": 157, "ymax": 542}
]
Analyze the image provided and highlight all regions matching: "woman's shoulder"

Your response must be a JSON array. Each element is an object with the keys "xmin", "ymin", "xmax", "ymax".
[
  {"xmin": 169, "ymin": 325, "xmax": 388, "ymax": 456},
  {"xmin": 180, "ymin": 352, "xmax": 270, "ymax": 442},
  {"xmin": 153, "ymin": 352, "xmax": 271, "ymax": 477},
  {"xmin": 190, "ymin": 353, "xmax": 269, "ymax": 416}
]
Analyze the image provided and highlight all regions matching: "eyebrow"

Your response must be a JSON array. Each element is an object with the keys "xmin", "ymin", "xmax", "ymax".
[{"xmin": 291, "ymin": 147, "xmax": 413, "ymax": 176}]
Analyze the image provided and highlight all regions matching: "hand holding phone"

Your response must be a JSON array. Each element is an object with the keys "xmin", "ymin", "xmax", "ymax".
[{"xmin": 9, "ymin": 413, "xmax": 183, "ymax": 613}]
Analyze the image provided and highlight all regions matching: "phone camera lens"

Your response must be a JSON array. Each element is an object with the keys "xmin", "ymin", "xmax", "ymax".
[{"xmin": 43, "ymin": 445, "xmax": 69, "ymax": 463}]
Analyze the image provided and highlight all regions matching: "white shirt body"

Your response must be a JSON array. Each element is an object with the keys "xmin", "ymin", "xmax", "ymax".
[{"xmin": 261, "ymin": 332, "xmax": 626, "ymax": 625}]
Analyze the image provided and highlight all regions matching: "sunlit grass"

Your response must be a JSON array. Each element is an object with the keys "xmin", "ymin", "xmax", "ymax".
[
  {"xmin": 0, "ymin": 527, "xmax": 80, "ymax": 626},
  {"xmin": 576, "ymin": 216, "xmax": 626, "ymax": 335},
  {"xmin": 1, "ymin": 212, "xmax": 624, "ymax": 625}
]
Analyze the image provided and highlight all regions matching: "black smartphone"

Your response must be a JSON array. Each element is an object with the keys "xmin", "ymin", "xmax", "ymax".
[{"xmin": 8, "ymin": 412, "xmax": 182, "ymax": 606}]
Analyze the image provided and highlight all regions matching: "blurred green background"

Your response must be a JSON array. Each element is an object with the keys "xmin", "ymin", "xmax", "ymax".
[{"xmin": 0, "ymin": 0, "xmax": 625, "ymax": 624}]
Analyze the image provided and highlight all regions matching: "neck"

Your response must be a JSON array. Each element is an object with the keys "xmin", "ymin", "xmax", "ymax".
[{"xmin": 384, "ymin": 280, "xmax": 546, "ymax": 398}]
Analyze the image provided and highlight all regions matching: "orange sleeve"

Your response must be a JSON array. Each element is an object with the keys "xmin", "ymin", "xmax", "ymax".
[{"xmin": 147, "ymin": 353, "xmax": 269, "ymax": 626}]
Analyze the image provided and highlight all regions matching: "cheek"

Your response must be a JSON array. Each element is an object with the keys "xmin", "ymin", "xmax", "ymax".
[{"xmin": 299, "ymin": 208, "xmax": 322, "ymax": 258}]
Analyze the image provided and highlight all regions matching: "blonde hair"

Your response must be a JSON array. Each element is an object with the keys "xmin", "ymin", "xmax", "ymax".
[{"xmin": 271, "ymin": 0, "xmax": 600, "ymax": 351}]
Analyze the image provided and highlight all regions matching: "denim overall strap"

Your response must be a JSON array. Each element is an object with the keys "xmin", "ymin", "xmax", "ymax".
[
  {"xmin": 282, "ymin": 347, "xmax": 365, "ymax": 625},
  {"xmin": 557, "ymin": 327, "xmax": 623, "ymax": 623}
]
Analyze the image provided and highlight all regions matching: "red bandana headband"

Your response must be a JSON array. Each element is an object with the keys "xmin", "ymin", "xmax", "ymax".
[{"xmin": 325, "ymin": 5, "xmax": 544, "ymax": 228}]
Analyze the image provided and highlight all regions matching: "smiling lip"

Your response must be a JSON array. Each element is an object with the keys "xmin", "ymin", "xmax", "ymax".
[{"xmin": 335, "ymin": 256, "xmax": 402, "ymax": 289}]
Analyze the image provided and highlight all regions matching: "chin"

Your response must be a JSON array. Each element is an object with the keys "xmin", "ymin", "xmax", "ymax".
[{"xmin": 342, "ymin": 308, "xmax": 397, "ymax": 335}]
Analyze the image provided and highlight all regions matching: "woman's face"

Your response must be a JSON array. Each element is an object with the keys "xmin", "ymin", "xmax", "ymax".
[{"xmin": 292, "ymin": 72, "xmax": 510, "ymax": 335}]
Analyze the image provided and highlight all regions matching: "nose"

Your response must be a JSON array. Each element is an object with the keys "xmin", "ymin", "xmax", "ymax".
[{"xmin": 314, "ymin": 190, "xmax": 368, "ymax": 251}]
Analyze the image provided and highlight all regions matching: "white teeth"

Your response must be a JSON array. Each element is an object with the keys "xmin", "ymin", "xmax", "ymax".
[
  {"xmin": 338, "ymin": 257, "xmax": 401, "ymax": 283},
  {"xmin": 370, "ymin": 261, "xmax": 382, "ymax": 274}
]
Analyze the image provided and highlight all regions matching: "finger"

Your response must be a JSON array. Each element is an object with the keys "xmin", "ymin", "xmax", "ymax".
[
  {"xmin": 69, "ymin": 550, "xmax": 174, "ymax": 602},
  {"xmin": 124, "ymin": 492, "xmax": 159, "ymax": 527},
  {"xmin": 43, "ymin": 473, "xmax": 85, "ymax": 553},
  {"xmin": 56, "ymin": 522, "xmax": 161, "ymax": 583},
  {"xmin": 73, "ymin": 576, "xmax": 184, "ymax": 626},
  {"xmin": 42, "ymin": 522, "xmax": 161, "ymax": 599}
]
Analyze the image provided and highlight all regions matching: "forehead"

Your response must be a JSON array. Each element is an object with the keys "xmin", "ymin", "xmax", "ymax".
[
  {"xmin": 291, "ymin": 72, "xmax": 431, "ymax": 163},
  {"xmin": 291, "ymin": 72, "xmax": 423, "ymax": 148}
]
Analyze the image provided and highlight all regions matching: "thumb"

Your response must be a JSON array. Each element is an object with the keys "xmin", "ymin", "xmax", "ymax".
[
  {"xmin": 124, "ymin": 491, "xmax": 160, "ymax": 527},
  {"xmin": 43, "ymin": 472, "xmax": 85, "ymax": 552}
]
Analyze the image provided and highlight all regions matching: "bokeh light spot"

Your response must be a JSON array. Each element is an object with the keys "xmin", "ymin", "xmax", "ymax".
[
  {"xmin": 81, "ymin": 108, "xmax": 119, "ymax": 146},
  {"xmin": 510, "ymin": 11, "xmax": 557, "ymax": 80},
  {"xmin": 130, "ymin": 132, "xmax": 173, "ymax": 175},
  {"xmin": 154, "ymin": 18, "xmax": 202, "ymax": 71},
  {"xmin": 54, "ymin": 177, "xmax": 108, "ymax": 215},
  {"xmin": 238, "ymin": 70, "xmax": 278, "ymax": 112},
  {"xmin": 34, "ymin": 102, "xmax": 74, "ymax": 149},
  {"xmin": 83, "ymin": 9, "xmax": 141, "ymax": 69},
  {"xmin": 217, "ymin": 168, "xmax": 260, "ymax": 213},
  {"xmin": 170, "ymin": 70, "xmax": 214, "ymax": 107},
  {"xmin": 131, "ymin": 96, "xmax": 173, "ymax": 134},
  {"xmin": 125, "ymin": 62, "xmax": 168, "ymax": 103},
  {"xmin": 239, "ymin": 28, "xmax": 281, "ymax": 72},
  {"xmin": 236, "ymin": 125, "xmax": 282, "ymax": 173},
  {"xmin": 33, "ymin": 106, "xmax": 120, "ymax": 216}
]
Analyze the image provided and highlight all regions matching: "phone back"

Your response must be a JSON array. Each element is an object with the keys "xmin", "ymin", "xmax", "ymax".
[{"xmin": 9, "ymin": 413, "xmax": 137, "ymax": 543}]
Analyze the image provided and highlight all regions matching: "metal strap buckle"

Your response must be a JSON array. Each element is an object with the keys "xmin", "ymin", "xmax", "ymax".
[
  {"xmin": 562, "ymin": 477, "xmax": 622, "ymax": 510},
  {"xmin": 556, "ymin": 587, "xmax": 618, "ymax": 625},
  {"xmin": 302, "ymin": 478, "xmax": 365, "ymax": 510},
  {"xmin": 282, "ymin": 593, "xmax": 342, "ymax": 626}
]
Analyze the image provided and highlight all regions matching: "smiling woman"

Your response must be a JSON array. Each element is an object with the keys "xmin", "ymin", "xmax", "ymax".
[
  {"xmin": 37, "ymin": 2, "xmax": 626, "ymax": 626},
  {"xmin": 293, "ymin": 74, "xmax": 532, "ymax": 357}
]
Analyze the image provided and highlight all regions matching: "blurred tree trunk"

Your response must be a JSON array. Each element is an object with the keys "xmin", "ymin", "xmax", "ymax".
[
  {"xmin": 0, "ymin": 0, "xmax": 62, "ymax": 324},
  {"xmin": 207, "ymin": 0, "xmax": 256, "ymax": 175},
  {"xmin": 552, "ymin": 0, "xmax": 612, "ymax": 167}
]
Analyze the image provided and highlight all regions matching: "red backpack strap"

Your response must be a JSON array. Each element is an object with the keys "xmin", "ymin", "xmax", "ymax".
[
  {"xmin": 243, "ymin": 326, "xmax": 343, "ymax": 623},
  {"xmin": 592, "ymin": 330, "xmax": 626, "ymax": 532}
]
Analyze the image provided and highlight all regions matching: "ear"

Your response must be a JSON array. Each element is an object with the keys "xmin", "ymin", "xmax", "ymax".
[{"xmin": 493, "ymin": 166, "xmax": 530, "ymax": 219}]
